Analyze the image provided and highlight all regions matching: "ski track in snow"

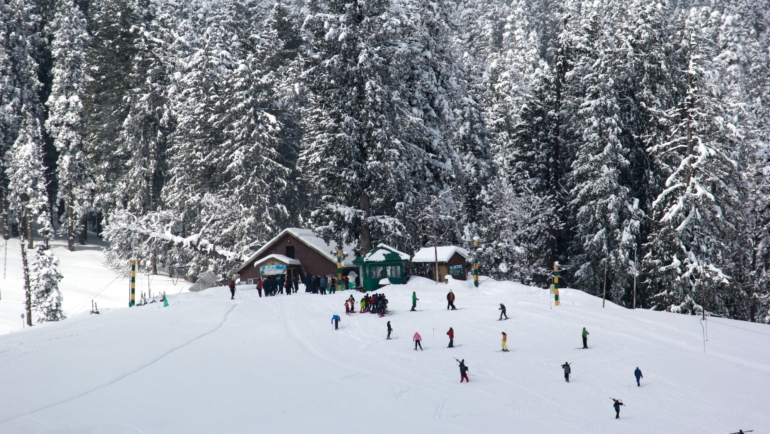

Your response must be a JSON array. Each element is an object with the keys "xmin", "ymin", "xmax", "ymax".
[{"xmin": 0, "ymin": 302, "xmax": 238, "ymax": 424}]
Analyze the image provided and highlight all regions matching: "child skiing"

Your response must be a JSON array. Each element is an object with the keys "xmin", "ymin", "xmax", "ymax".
[
  {"xmin": 501, "ymin": 332, "xmax": 509, "ymax": 352},
  {"xmin": 387, "ymin": 321, "xmax": 393, "ymax": 340},
  {"xmin": 447, "ymin": 327, "xmax": 454, "ymax": 348},
  {"xmin": 413, "ymin": 332, "xmax": 423, "ymax": 350},
  {"xmin": 499, "ymin": 303, "xmax": 508, "ymax": 320},
  {"xmin": 456, "ymin": 358, "xmax": 469, "ymax": 383},
  {"xmin": 447, "ymin": 290, "xmax": 456, "ymax": 310},
  {"xmin": 634, "ymin": 367, "xmax": 643, "ymax": 387},
  {"xmin": 612, "ymin": 399, "xmax": 624, "ymax": 419},
  {"xmin": 582, "ymin": 327, "xmax": 590, "ymax": 349},
  {"xmin": 331, "ymin": 314, "xmax": 341, "ymax": 330},
  {"xmin": 562, "ymin": 362, "xmax": 571, "ymax": 382},
  {"xmin": 411, "ymin": 292, "xmax": 419, "ymax": 311}
]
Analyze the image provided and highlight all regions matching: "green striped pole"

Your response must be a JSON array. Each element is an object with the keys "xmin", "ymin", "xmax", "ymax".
[
  {"xmin": 473, "ymin": 237, "xmax": 479, "ymax": 288},
  {"xmin": 130, "ymin": 259, "xmax": 136, "ymax": 307},
  {"xmin": 337, "ymin": 249, "xmax": 342, "ymax": 291}
]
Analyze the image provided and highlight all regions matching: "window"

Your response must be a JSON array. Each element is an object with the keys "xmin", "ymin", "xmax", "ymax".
[{"xmin": 286, "ymin": 246, "xmax": 295, "ymax": 259}]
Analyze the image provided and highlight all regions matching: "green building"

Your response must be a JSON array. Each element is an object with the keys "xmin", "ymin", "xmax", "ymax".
[{"xmin": 353, "ymin": 244, "xmax": 410, "ymax": 291}]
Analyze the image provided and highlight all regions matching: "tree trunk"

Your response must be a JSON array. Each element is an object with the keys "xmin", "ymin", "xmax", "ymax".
[
  {"xmin": 359, "ymin": 191, "xmax": 372, "ymax": 254},
  {"xmin": 78, "ymin": 213, "xmax": 87, "ymax": 245},
  {"xmin": 96, "ymin": 211, "xmax": 103, "ymax": 238},
  {"xmin": 67, "ymin": 189, "xmax": 74, "ymax": 251},
  {"xmin": 20, "ymin": 229, "xmax": 32, "ymax": 326},
  {"xmin": 2, "ymin": 205, "xmax": 8, "ymax": 240},
  {"xmin": 151, "ymin": 251, "xmax": 158, "ymax": 275},
  {"xmin": 26, "ymin": 213, "xmax": 33, "ymax": 249}
]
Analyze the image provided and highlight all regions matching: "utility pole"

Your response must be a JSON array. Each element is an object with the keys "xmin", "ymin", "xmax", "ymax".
[
  {"xmin": 602, "ymin": 260, "xmax": 607, "ymax": 308},
  {"xmin": 433, "ymin": 205, "xmax": 438, "ymax": 284},
  {"xmin": 633, "ymin": 247, "xmax": 637, "ymax": 309}
]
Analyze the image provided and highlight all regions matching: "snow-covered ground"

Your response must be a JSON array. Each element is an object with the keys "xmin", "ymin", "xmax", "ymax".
[
  {"xmin": 1, "ymin": 263, "xmax": 769, "ymax": 433},
  {"xmin": 0, "ymin": 236, "xmax": 190, "ymax": 334}
]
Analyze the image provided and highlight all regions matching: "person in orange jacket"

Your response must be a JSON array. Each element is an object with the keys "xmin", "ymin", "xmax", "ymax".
[{"xmin": 447, "ymin": 327, "xmax": 455, "ymax": 348}]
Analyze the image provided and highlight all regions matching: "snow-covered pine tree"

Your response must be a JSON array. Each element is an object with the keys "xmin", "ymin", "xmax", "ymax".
[
  {"xmin": 82, "ymin": 0, "xmax": 139, "ymax": 221},
  {"xmin": 644, "ymin": 7, "xmax": 746, "ymax": 316},
  {"xmin": 30, "ymin": 245, "xmax": 64, "ymax": 322},
  {"xmin": 567, "ymin": 1, "xmax": 642, "ymax": 304},
  {"xmin": 45, "ymin": 0, "xmax": 89, "ymax": 252}
]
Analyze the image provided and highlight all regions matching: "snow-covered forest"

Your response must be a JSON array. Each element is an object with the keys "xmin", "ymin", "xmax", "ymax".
[{"xmin": 1, "ymin": 0, "xmax": 769, "ymax": 322}]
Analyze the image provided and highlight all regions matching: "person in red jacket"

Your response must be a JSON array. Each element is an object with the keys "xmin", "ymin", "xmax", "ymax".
[
  {"xmin": 228, "ymin": 280, "xmax": 236, "ymax": 299},
  {"xmin": 413, "ymin": 332, "xmax": 423, "ymax": 351},
  {"xmin": 447, "ymin": 327, "xmax": 455, "ymax": 348},
  {"xmin": 256, "ymin": 278, "xmax": 263, "ymax": 297}
]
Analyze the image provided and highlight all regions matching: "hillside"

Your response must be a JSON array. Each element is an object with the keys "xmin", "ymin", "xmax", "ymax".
[
  {"xmin": 0, "ymin": 236, "xmax": 189, "ymax": 334},
  {"xmin": 0, "ymin": 273, "xmax": 767, "ymax": 433}
]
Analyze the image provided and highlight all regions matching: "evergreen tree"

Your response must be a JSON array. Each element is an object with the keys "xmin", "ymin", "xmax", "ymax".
[
  {"xmin": 30, "ymin": 245, "xmax": 64, "ymax": 323},
  {"xmin": 46, "ymin": 0, "xmax": 89, "ymax": 251}
]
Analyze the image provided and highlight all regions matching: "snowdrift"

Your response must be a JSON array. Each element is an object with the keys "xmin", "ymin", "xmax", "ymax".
[{"xmin": 1, "ymin": 274, "xmax": 769, "ymax": 433}]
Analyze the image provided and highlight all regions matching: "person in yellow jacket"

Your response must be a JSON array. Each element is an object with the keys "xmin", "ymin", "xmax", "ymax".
[{"xmin": 501, "ymin": 332, "xmax": 509, "ymax": 352}]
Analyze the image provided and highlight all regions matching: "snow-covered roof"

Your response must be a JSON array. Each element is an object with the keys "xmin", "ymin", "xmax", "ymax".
[
  {"xmin": 238, "ymin": 228, "xmax": 357, "ymax": 272},
  {"xmin": 254, "ymin": 254, "xmax": 301, "ymax": 267},
  {"xmin": 412, "ymin": 246, "xmax": 469, "ymax": 263},
  {"xmin": 360, "ymin": 244, "xmax": 410, "ymax": 262}
]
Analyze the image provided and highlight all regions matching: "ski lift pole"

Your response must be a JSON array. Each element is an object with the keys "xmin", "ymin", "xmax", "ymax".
[
  {"xmin": 553, "ymin": 262, "xmax": 560, "ymax": 307},
  {"xmin": 129, "ymin": 234, "xmax": 136, "ymax": 307},
  {"xmin": 473, "ymin": 237, "xmax": 479, "ymax": 288}
]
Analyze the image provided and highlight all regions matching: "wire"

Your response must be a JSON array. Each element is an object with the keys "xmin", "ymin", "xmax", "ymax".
[
  {"xmin": 707, "ymin": 319, "xmax": 770, "ymax": 337},
  {"xmin": 66, "ymin": 271, "xmax": 127, "ymax": 316}
]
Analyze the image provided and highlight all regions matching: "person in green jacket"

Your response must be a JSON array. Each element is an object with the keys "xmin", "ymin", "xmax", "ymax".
[
  {"xmin": 411, "ymin": 292, "xmax": 419, "ymax": 311},
  {"xmin": 582, "ymin": 327, "xmax": 589, "ymax": 349}
]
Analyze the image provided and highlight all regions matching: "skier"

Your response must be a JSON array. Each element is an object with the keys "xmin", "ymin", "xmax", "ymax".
[
  {"xmin": 634, "ymin": 367, "xmax": 643, "ymax": 387},
  {"xmin": 501, "ymin": 332, "xmax": 509, "ymax": 352},
  {"xmin": 387, "ymin": 321, "xmax": 393, "ymax": 339},
  {"xmin": 331, "ymin": 314, "xmax": 341, "ymax": 330},
  {"xmin": 256, "ymin": 277, "xmax": 263, "ymax": 297},
  {"xmin": 344, "ymin": 299, "xmax": 350, "ymax": 314},
  {"xmin": 293, "ymin": 274, "xmax": 299, "ymax": 293},
  {"xmin": 277, "ymin": 275, "xmax": 285, "ymax": 295},
  {"xmin": 447, "ymin": 327, "xmax": 454, "ymax": 348},
  {"xmin": 447, "ymin": 290, "xmax": 456, "ymax": 310},
  {"xmin": 413, "ymin": 332, "xmax": 423, "ymax": 350},
  {"xmin": 330, "ymin": 276, "xmax": 337, "ymax": 294},
  {"xmin": 305, "ymin": 274, "xmax": 313, "ymax": 293},
  {"xmin": 612, "ymin": 399, "xmax": 624, "ymax": 419},
  {"xmin": 499, "ymin": 303, "xmax": 508, "ymax": 320},
  {"xmin": 360, "ymin": 297, "xmax": 366, "ymax": 313},
  {"xmin": 457, "ymin": 358, "xmax": 470, "ymax": 383},
  {"xmin": 561, "ymin": 362, "xmax": 571, "ymax": 382},
  {"xmin": 411, "ymin": 292, "xmax": 419, "ymax": 311},
  {"xmin": 229, "ymin": 280, "xmax": 236, "ymax": 299},
  {"xmin": 320, "ymin": 275, "xmax": 327, "ymax": 294},
  {"xmin": 582, "ymin": 327, "xmax": 590, "ymax": 349}
]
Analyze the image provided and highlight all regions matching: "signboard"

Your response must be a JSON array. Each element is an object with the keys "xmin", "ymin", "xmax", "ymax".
[
  {"xmin": 260, "ymin": 264, "xmax": 287, "ymax": 276},
  {"xmin": 449, "ymin": 264, "xmax": 464, "ymax": 276}
]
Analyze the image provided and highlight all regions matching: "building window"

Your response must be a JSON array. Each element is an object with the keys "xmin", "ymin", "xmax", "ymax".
[{"xmin": 286, "ymin": 246, "xmax": 295, "ymax": 259}]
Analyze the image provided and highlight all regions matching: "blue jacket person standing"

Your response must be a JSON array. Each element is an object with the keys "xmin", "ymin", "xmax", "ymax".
[
  {"xmin": 331, "ymin": 314, "xmax": 341, "ymax": 330},
  {"xmin": 634, "ymin": 367, "xmax": 643, "ymax": 386}
]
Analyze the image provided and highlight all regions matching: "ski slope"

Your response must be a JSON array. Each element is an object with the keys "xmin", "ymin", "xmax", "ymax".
[
  {"xmin": 1, "ymin": 275, "xmax": 769, "ymax": 433},
  {"xmin": 0, "ymin": 237, "xmax": 190, "ymax": 334}
]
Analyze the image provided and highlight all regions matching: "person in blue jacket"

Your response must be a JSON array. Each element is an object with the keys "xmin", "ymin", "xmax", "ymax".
[
  {"xmin": 331, "ymin": 314, "xmax": 341, "ymax": 330},
  {"xmin": 634, "ymin": 367, "xmax": 643, "ymax": 387}
]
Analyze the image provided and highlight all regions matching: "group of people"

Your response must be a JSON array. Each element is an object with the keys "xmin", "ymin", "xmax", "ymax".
[
  {"xmin": 357, "ymin": 293, "xmax": 389, "ymax": 314},
  {"xmin": 254, "ymin": 275, "xmax": 300, "ymax": 297},
  {"xmin": 305, "ymin": 274, "xmax": 350, "ymax": 294}
]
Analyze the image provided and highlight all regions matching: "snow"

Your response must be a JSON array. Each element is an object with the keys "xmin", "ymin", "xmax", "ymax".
[
  {"xmin": 412, "ymin": 246, "xmax": 469, "ymax": 263},
  {"xmin": 0, "ymin": 253, "xmax": 768, "ymax": 433},
  {"xmin": 362, "ymin": 243, "xmax": 410, "ymax": 262},
  {"xmin": 253, "ymin": 253, "xmax": 301, "ymax": 266},
  {"xmin": 239, "ymin": 228, "xmax": 357, "ymax": 271},
  {"xmin": 0, "ymin": 235, "xmax": 191, "ymax": 335}
]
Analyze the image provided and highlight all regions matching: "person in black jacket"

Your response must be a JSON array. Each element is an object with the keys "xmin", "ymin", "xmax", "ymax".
[
  {"xmin": 387, "ymin": 321, "xmax": 393, "ymax": 339},
  {"xmin": 613, "ymin": 399, "xmax": 624, "ymax": 419},
  {"xmin": 561, "ymin": 362, "xmax": 571, "ymax": 382},
  {"xmin": 499, "ymin": 303, "xmax": 508, "ymax": 320},
  {"xmin": 457, "ymin": 359, "xmax": 469, "ymax": 383},
  {"xmin": 447, "ymin": 290, "xmax": 456, "ymax": 310}
]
